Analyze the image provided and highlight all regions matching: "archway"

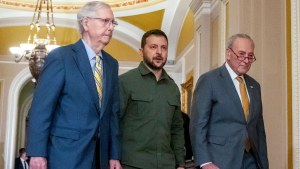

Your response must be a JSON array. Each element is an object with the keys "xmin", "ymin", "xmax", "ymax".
[{"xmin": 4, "ymin": 68, "xmax": 31, "ymax": 169}]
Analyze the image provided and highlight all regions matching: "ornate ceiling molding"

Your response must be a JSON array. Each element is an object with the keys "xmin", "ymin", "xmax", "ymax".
[{"xmin": 0, "ymin": 0, "xmax": 165, "ymax": 13}]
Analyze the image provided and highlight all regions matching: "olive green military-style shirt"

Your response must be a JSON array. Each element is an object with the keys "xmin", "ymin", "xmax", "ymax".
[{"xmin": 119, "ymin": 62, "xmax": 185, "ymax": 169}]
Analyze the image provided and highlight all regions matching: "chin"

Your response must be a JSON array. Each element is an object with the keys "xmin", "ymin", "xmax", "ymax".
[
  {"xmin": 101, "ymin": 41, "xmax": 110, "ymax": 46},
  {"xmin": 148, "ymin": 62, "xmax": 161, "ymax": 70},
  {"xmin": 239, "ymin": 70, "xmax": 250, "ymax": 75},
  {"xmin": 101, "ymin": 38, "xmax": 111, "ymax": 43}
]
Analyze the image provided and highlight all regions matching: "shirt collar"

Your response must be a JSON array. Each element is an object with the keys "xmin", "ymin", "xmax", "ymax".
[
  {"xmin": 225, "ymin": 62, "xmax": 243, "ymax": 80},
  {"xmin": 81, "ymin": 39, "xmax": 103, "ymax": 60},
  {"xmin": 138, "ymin": 62, "xmax": 169, "ymax": 80}
]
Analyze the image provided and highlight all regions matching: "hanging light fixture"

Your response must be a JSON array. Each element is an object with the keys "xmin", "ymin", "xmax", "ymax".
[{"xmin": 9, "ymin": 0, "xmax": 59, "ymax": 82}]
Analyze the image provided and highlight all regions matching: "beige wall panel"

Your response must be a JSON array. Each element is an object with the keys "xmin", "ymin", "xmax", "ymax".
[
  {"xmin": 211, "ymin": 16, "xmax": 220, "ymax": 68},
  {"xmin": 261, "ymin": 1, "xmax": 288, "ymax": 168},
  {"xmin": 227, "ymin": 0, "xmax": 239, "ymax": 37},
  {"xmin": 184, "ymin": 45, "xmax": 196, "ymax": 78}
]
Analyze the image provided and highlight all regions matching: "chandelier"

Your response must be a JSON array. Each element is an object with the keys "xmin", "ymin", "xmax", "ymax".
[{"xmin": 9, "ymin": 0, "xmax": 59, "ymax": 82}]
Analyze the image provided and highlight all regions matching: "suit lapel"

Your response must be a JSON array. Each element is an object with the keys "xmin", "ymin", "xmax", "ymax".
[
  {"xmin": 219, "ymin": 65, "xmax": 246, "ymax": 121},
  {"xmin": 244, "ymin": 75, "xmax": 255, "ymax": 122},
  {"xmin": 71, "ymin": 40, "xmax": 100, "ymax": 113},
  {"xmin": 99, "ymin": 51, "xmax": 110, "ymax": 119}
]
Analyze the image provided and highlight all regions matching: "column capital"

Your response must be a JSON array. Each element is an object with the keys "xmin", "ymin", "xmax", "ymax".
[{"xmin": 189, "ymin": 0, "xmax": 212, "ymax": 14}]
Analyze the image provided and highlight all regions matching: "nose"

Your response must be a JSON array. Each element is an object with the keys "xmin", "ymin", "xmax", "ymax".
[
  {"xmin": 107, "ymin": 22, "xmax": 114, "ymax": 30},
  {"xmin": 242, "ymin": 57, "xmax": 250, "ymax": 63},
  {"xmin": 156, "ymin": 47, "xmax": 163, "ymax": 54}
]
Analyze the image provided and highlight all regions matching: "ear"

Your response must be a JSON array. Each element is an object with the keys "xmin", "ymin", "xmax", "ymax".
[
  {"xmin": 81, "ymin": 17, "xmax": 89, "ymax": 31},
  {"xmin": 225, "ymin": 48, "xmax": 231, "ymax": 60},
  {"xmin": 138, "ymin": 48, "xmax": 143, "ymax": 57}
]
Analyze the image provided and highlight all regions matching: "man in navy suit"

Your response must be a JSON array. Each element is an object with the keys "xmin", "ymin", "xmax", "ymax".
[
  {"xmin": 26, "ymin": 1, "xmax": 121, "ymax": 169},
  {"xmin": 15, "ymin": 148, "xmax": 29, "ymax": 169},
  {"xmin": 190, "ymin": 33, "xmax": 268, "ymax": 169}
]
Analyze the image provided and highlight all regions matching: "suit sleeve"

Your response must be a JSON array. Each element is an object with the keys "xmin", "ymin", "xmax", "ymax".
[
  {"xmin": 118, "ymin": 76, "xmax": 129, "ymax": 120},
  {"xmin": 256, "ymin": 86, "xmax": 269, "ymax": 169},
  {"xmin": 26, "ymin": 49, "xmax": 65, "ymax": 157},
  {"xmin": 14, "ymin": 158, "xmax": 19, "ymax": 169},
  {"xmin": 109, "ymin": 61, "xmax": 121, "ymax": 160},
  {"xmin": 189, "ymin": 74, "xmax": 213, "ymax": 166}
]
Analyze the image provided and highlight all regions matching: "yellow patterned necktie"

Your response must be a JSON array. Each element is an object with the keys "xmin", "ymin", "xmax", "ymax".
[
  {"xmin": 94, "ymin": 55, "xmax": 103, "ymax": 106},
  {"xmin": 236, "ymin": 76, "xmax": 249, "ymax": 121}
]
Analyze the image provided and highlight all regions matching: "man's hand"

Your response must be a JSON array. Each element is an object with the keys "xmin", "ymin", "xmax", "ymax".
[
  {"xmin": 30, "ymin": 157, "xmax": 47, "ymax": 169},
  {"xmin": 110, "ymin": 160, "xmax": 122, "ymax": 169},
  {"xmin": 177, "ymin": 167, "xmax": 185, "ymax": 169},
  {"xmin": 202, "ymin": 163, "xmax": 220, "ymax": 169}
]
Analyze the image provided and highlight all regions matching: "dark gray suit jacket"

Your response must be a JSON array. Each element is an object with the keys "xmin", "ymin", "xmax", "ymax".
[
  {"xmin": 190, "ymin": 64, "xmax": 268, "ymax": 169},
  {"xmin": 26, "ymin": 40, "xmax": 121, "ymax": 169},
  {"xmin": 14, "ymin": 158, "xmax": 27, "ymax": 169}
]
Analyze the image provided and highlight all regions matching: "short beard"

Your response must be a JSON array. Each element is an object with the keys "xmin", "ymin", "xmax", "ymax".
[{"xmin": 143, "ymin": 56, "xmax": 166, "ymax": 70}]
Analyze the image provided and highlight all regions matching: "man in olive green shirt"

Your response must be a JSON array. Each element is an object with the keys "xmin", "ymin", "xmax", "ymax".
[{"xmin": 119, "ymin": 29, "xmax": 185, "ymax": 169}]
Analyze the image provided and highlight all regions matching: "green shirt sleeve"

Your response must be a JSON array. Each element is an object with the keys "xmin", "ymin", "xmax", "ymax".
[{"xmin": 171, "ymin": 95, "xmax": 185, "ymax": 167}]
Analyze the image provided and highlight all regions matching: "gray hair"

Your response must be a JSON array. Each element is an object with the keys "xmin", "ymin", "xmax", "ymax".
[
  {"xmin": 226, "ymin": 33, "xmax": 255, "ymax": 49},
  {"xmin": 77, "ymin": 1, "xmax": 111, "ymax": 35}
]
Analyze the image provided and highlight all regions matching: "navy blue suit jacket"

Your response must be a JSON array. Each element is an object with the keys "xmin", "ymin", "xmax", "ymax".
[
  {"xmin": 190, "ymin": 64, "xmax": 268, "ymax": 169},
  {"xmin": 26, "ymin": 40, "xmax": 121, "ymax": 169}
]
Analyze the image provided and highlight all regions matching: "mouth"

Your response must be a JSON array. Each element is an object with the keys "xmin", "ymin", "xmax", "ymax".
[
  {"xmin": 239, "ymin": 62, "xmax": 251, "ymax": 66},
  {"xmin": 153, "ymin": 56, "xmax": 163, "ymax": 60},
  {"xmin": 238, "ymin": 64, "xmax": 251, "ymax": 71},
  {"xmin": 104, "ymin": 34, "xmax": 112, "ymax": 37}
]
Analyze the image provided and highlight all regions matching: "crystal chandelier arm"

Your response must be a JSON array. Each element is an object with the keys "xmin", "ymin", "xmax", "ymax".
[
  {"xmin": 32, "ymin": 0, "xmax": 40, "ymax": 23},
  {"xmin": 28, "ymin": 0, "xmax": 41, "ymax": 44},
  {"xmin": 46, "ymin": 0, "xmax": 50, "ymax": 24},
  {"xmin": 37, "ymin": 0, "xmax": 43, "ymax": 23},
  {"xmin": 14, "ymin": 54, "xmax": 24, "ymax": 63},
  {"xmin": 9, "ymin": 47, "xmax": 24, "ymax": 62},
  {"xmin": 49, "ymin": 0, "xmax": 56, "ymax": 45},
  {"xmin": 46, "ymin": 0, "xmax": 50, "ymax": 43},
  {"xmin": 50, "ymin": 0, "xmax": 55, "ymax": 25}
]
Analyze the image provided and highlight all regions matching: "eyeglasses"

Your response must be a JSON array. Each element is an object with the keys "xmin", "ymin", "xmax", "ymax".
[
  {"xmin": 228, "ymin": 48, "xmax": 256, "ymax": 63},
  {"xmin": 88, "ymin": 17, "xmax": 118, "ymax": 27}
]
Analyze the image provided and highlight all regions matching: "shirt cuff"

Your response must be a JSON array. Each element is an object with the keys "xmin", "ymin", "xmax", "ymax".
[{"xmin": 200, "ymin": 162, "xmax": 212, "ymax": 168}]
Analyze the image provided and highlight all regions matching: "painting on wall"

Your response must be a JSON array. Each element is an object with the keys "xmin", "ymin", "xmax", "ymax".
[{"xmin": 181, "ymin": 76, "xmax": 193, "ymax": 115}]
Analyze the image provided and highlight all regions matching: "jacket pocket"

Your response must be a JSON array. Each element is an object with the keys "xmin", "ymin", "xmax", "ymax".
[
  {"xmin": 167, "ymin": 97, "xmax": 180, "ymax": 107},
  {"xmin": 131, "ymin": 94, "xmax": 152, "ymax": 102},
  {"xmin": 131, "ymin": 94, "xmax": 153, "ymax": 116},
  {"xmin": 207, "ymin": 135, "xmax": 226, "ymax": 146},
  {"xmin": 50, "ymin": 127, "xmax": 80, "ymax": 140},
  {"xmin": 167, "ymin": 97, "xmax": 180, "ymax": 114}
]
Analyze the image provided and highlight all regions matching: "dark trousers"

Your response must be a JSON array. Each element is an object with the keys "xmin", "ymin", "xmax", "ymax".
[
  {"xmin": 92, "ymin": 139, "xmax": 101, "ymax": 169},
  {"xmin": 241, "ymin": 150, "xmax": 259, "ymax": 169}
]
